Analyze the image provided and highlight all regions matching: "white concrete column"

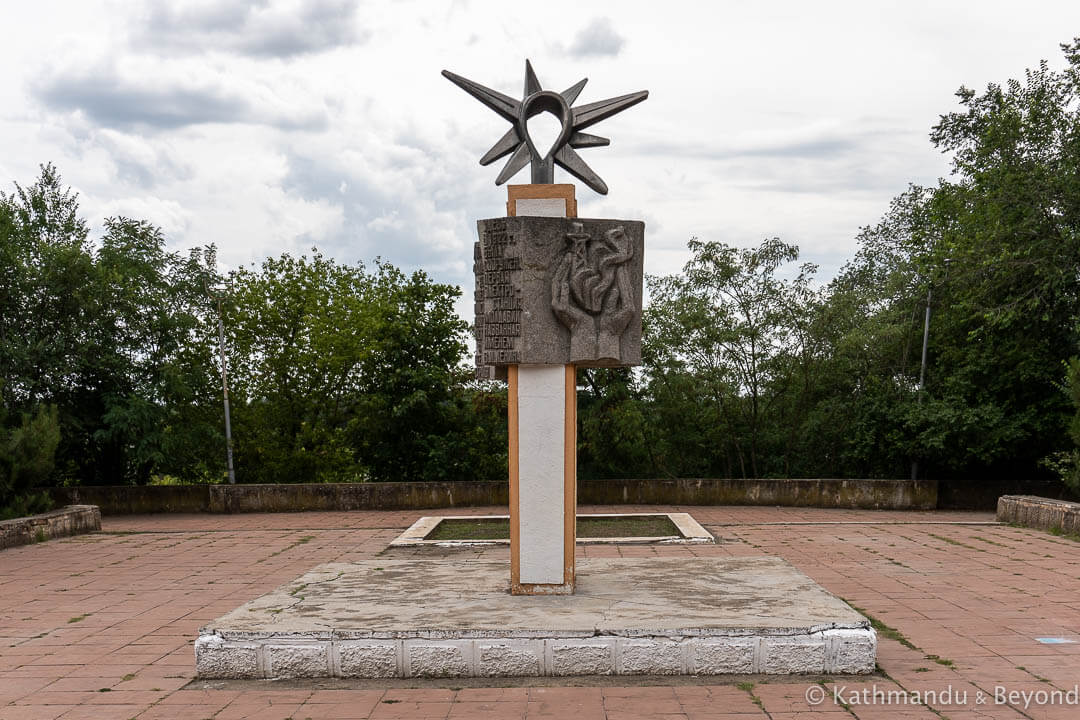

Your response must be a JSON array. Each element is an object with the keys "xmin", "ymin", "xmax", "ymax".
[
  {"xmin": 507, "ymin": 185, "xmax": 577, "ymax": 595},
  {"xmin": 516, "ymin": 364, "xmax": 569, "ymax": 584}
]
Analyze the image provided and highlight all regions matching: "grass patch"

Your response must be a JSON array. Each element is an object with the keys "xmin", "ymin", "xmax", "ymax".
[
  {"xmin": 735, "ymin": 682, "xmax": 764, "ymax": 709},
  {"xmin": 1048, "ymin": 525, "xmax": 1080, "ymax": 542},
  {"xmin": 262, "ymin": 535, "xmax": 319, "ymax": 561},
  {"xmin": 969, "ymin": 535, "xmax": 1008, "ymax": 547},
  {"xmin": 425, "ymin": 515, "xmax": 681, "ymax": 541},
  {"xmin": 926, "ymin": 654, "xmax": 955, "ymax": 667},
  {"xmin": 927, "ymin": 533, "xmax": 981, "ymax": 551},
  {"xmin": 844, "ymin": 602, "xmax": 916, "ymax": 650}
]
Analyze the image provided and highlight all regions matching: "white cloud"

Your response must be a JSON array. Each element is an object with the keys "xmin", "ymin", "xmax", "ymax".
[
  {"xmin": 35, "ymin": 56, "xmax": 329, "ymax": 131},
  {"xmin": 137, "ymin": 0, "xmax": 367, "ymax": 58},
  {"xmin": 95, "ymin": 195, "xmax": 192, "ymax": 238},
  {"xmin": 2, "ymin": 0, "xmax": 1080, "ymax": 305},
  {"xmin": 568, "ymin": 17, "xmax": 626, "ymax": 58}
]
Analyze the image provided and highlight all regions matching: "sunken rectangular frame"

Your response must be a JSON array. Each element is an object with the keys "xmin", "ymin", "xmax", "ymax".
[{"xmin": 389, "ymin": 512, "xmax": 714, "ymax": 548}]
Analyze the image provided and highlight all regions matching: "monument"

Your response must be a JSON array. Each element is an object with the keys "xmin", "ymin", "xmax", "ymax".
[
  {"xmin": 446, "ymin": 60, "xmax": 647, "ymax": 594},
  {"xmin": 194, "ymin": 59, "xmax": 877, "ymax": 679}
]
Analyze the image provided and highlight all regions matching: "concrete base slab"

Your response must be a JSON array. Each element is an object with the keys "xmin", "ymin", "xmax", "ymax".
[{"xmin": 197, "ymin": 557, "xmax": 875, "ymax": 679}]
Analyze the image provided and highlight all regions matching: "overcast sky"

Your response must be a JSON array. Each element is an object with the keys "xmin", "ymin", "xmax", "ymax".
[{"xmin": 3, "ymin": 0, "xmax": 1080, "ymax": 314}]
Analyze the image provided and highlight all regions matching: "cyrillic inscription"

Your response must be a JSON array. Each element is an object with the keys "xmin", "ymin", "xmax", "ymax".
[{"xmin": 474, "ymin": 218, "xmax": 523, "ymax": 379}]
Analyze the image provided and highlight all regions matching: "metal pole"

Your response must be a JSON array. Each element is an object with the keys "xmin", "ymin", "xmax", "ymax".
[
  {"xmin": 216, "ymin": 296, "xmax": 236, "ymax": 485},
  {"xmin": 911, "ymin": 285, "xmax": 933, "ymax": 481},
  {"xmin": 918, "ymin": 286, "xmax": 932, "ymax": 393}
]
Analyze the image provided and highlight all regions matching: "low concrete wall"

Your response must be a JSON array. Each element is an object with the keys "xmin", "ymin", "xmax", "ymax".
[
  {"xmin": 997, "ymin": 495, "xmax": 1080, "ymax": 534},
  {"xmin": 48, "ymin": 477, "xmax": 935, "ymax": 515},
  {"xmin": 937, "ymin": 477, "xmax": 1071, "ymax": 510},
  {"xmin": 51, "ymin": 482, "xmax": 511, "ymax": 515},
  {"xmin": 581, "ymin": 478, "xmax": 937, "ymax": 510},
  {"xmin": 0, "ymin": 505, "xmax": 101, "ymax": 550},
  {"xmin": 51, "ymin": 485, "xmax": 214, "ymax": 514}
]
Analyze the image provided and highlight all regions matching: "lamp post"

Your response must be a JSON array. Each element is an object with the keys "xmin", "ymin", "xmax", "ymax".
[
  {"xmin": 911, "ymin": 258, "xmax": 950, "ymax": 482},
  {"xmin": 212, "ymin": 289, "xmax": 237, "ymax": 485}
]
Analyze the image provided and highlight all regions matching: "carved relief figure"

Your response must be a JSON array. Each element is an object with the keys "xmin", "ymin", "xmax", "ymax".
[{"xmin": 551, "ymin": 222, "xmax": 636, "ymax": 363}]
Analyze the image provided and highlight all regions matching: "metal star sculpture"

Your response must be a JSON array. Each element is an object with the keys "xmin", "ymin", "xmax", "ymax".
[{"xmin": 442, "ymin": 60, "xmax": 648, "ymax": 195}]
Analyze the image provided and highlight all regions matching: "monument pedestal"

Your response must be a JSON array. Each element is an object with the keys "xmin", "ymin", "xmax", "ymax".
[{"xmin": 196, "ymin": 557, "xmax": 878, "ymax": 679}]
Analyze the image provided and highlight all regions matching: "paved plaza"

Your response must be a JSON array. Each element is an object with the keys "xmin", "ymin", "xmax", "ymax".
[{"xmin": 3, "ymin": 505, "xmax": 1079, "ymax": 719}]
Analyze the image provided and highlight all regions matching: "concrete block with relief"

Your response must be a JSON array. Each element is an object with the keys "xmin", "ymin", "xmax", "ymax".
[{"xmin": 474, "ymin": 216, "xmax": 644, "ymax": 378}]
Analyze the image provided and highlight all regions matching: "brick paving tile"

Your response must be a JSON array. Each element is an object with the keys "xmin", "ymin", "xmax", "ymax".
[
  {"xmin": 603, "ymin": 693, "xmax": 683, "ymax": 713},
  {"xmin": 454, "ymin": 688, "xmax": 528, "ymax": 702},
  {"xmin": 767, "ymin": 713, "xmax": 854, "ymax": 720},
  {"xmin": 935, "ymin": 711, "xmax": 1029, "ymax": 720},
  {"xmin": 82, "ymin": 690, "xmax": 170, "ymax": 705},
  {"xmin": 0, "ymin": 678, "xmax": 55, "ymax": 703},
  {"xmin": 55, "ymin": 704, "xmax": 147, "ymax": 720},
  {"xmin": 527, "ymin": 687, "xmax": 603, "ymax": 701},
  {"xmin": 822, "ymin": 708, "xmax": 939, "ymax": 720},
  {"xmin": 212, "ymin": 696, "xmax": 308, "ymax": 720},
  {"xmin": 524, "ymin": 708, "xmax": 609, "ymax": 716},
  {"xmin": 675, "ymin": 686, "xmax": 763, "ymax": 714},
  {"xmin": 601, "ymin": 686, "xmax": 677, "ymax": 698},
  {"xmin": 378, "ymin": 689, "xmax": 455, "ymax": 703},
  {"xmin": 748, "ymin": 683, "xmax": 831, "ymax": 714},
  {"xmin": 0, "ymin": 706, "xmax": 77, "ymax": 720},
  {"xmin": 524, "ymin": 703, "xmax": 606, "ymax": 720},
  {"xmin": 305, "ymin": 689, "xmax": 386, "ymax": 705},
  {"xmin": 295, "ymin": 701, "xmax": 380, "ymax": 719},
  {"xmin": 8, "ymin": 506, "xmax": 1080, "ymax": 720},
  {"xmin": 367, "ymin": 700, "xmax": 452, "ymax": 718},
  {"xmin": 446, "ymin": 699, "xmax": 527, "ymax": 718},
  {"xmin": 8, "ymin": 693, "xmax": 96, "ymax": 708},
  {"xmin": 154, "ymin": 689, "xmax": 243, "ymax": 706}
]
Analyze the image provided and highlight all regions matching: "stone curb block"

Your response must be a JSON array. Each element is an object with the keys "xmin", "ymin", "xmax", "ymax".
[{"xmin": 336, "ymin": 640, "xmax": 400, "ymax": 678}]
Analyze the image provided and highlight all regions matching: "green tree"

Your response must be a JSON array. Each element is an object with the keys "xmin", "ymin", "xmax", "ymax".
[
  {"xmin": 0, "ymin": 165, "xmax": 224, "ymax": 486},
  {"xmin": 226, "ymin": 251, "xmax": 496, "ymax": 483},
  {"xmin": 643, "ymin": 237, "xmax": 818, "ymax": 478},
  {"xmin": 1044, "ymin": 357, "xmax": 1080, "ymax": 492},
  {"xmin": 798, "ymin": 40, "xmax": 1080, "ymax": 491},
  {"xmin": 576, "ymin": 368, "xmax": 654, "ymax": 479},
  {"xmin": 86, "ymin": 220, "xmax": 223, "ymax": 484},
  {"xmin": 0, "ymin": 163, "xmax": 95, "ymax": 413}
]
